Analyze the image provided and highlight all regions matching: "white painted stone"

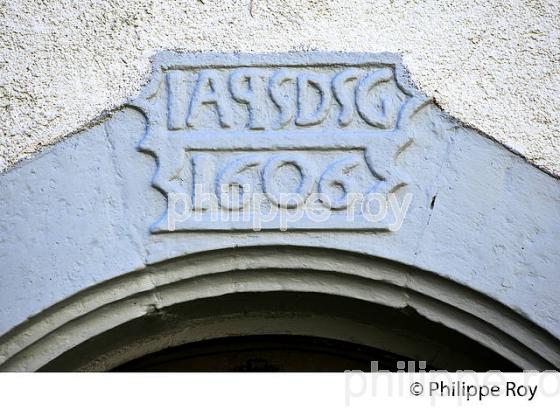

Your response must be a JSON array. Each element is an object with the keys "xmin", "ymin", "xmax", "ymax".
[{"xmin": 0, "ymin": 0, "xmax": 559, "ymax": 175}]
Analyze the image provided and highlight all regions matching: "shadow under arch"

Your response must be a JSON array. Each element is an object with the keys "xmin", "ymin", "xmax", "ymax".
[{"xmin": 0, "ymin": 246, "xmax": 559, "ymax": 371}]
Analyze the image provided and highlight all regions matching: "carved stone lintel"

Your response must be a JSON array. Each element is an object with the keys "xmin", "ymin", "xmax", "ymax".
[{"xmin": 129, "ymin": 53, "xmax": 430, "ymax": 233}]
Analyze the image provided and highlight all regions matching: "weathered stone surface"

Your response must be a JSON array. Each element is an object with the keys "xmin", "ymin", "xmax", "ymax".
[
  {"xmin": 0, "ymin": 53, "xmax": 559, "ymax": 369},
  {"xmin": 2, "ymin": 1, "xmax": 559, "ymax": 176},
  {"xmin": 132, "ymin": 53, "xmax": 427, "ymax": 233}
]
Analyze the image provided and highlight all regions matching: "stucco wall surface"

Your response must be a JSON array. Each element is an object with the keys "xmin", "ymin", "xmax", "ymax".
[{"xmin": 1, "ymin": 0, "xmax": 559, "ymax": 175}]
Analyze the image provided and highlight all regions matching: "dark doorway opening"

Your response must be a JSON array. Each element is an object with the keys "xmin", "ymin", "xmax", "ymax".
[
  {"xmin": 114, "ymin": 334, "xmax": 426, "ymax": 372},
  {"xmin": 40, "ymin": 292, "xmax": 521, "ymax": 372}
]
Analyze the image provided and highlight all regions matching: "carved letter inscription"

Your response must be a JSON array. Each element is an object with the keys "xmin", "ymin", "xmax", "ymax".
[{"xmin": 131, "ymin": 53, "xmax": 429, "ymax": 232}]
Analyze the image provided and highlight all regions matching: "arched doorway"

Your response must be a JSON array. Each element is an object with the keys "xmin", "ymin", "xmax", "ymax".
[{"xmin": 1, "ymin": 247, "xmax": 557, "ymax": 371}]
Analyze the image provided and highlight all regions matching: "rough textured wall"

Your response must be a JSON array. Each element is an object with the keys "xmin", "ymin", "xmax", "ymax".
[{"xmin": 1, "ymin": 0, "xmax": 559, "ymax": 175}]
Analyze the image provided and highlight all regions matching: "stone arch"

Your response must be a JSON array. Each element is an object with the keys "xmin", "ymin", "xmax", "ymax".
[
  {"xmin": 1, "ymin": 52, "xmax": 559, "ymax": 372},
  {"xmin": 1, "ymin": 246, "xmax": 558, "ymax": 371}
]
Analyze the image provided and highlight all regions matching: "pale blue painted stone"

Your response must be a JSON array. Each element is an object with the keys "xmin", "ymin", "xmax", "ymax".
[{"xmin": 0, "ymin": 52, "xmax": 558, "ymax": 347}]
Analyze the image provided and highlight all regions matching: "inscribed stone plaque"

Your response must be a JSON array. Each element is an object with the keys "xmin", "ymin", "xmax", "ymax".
[{"xmin": 130, "ymin": 53, "xmax": 429, "ymax": 232}]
